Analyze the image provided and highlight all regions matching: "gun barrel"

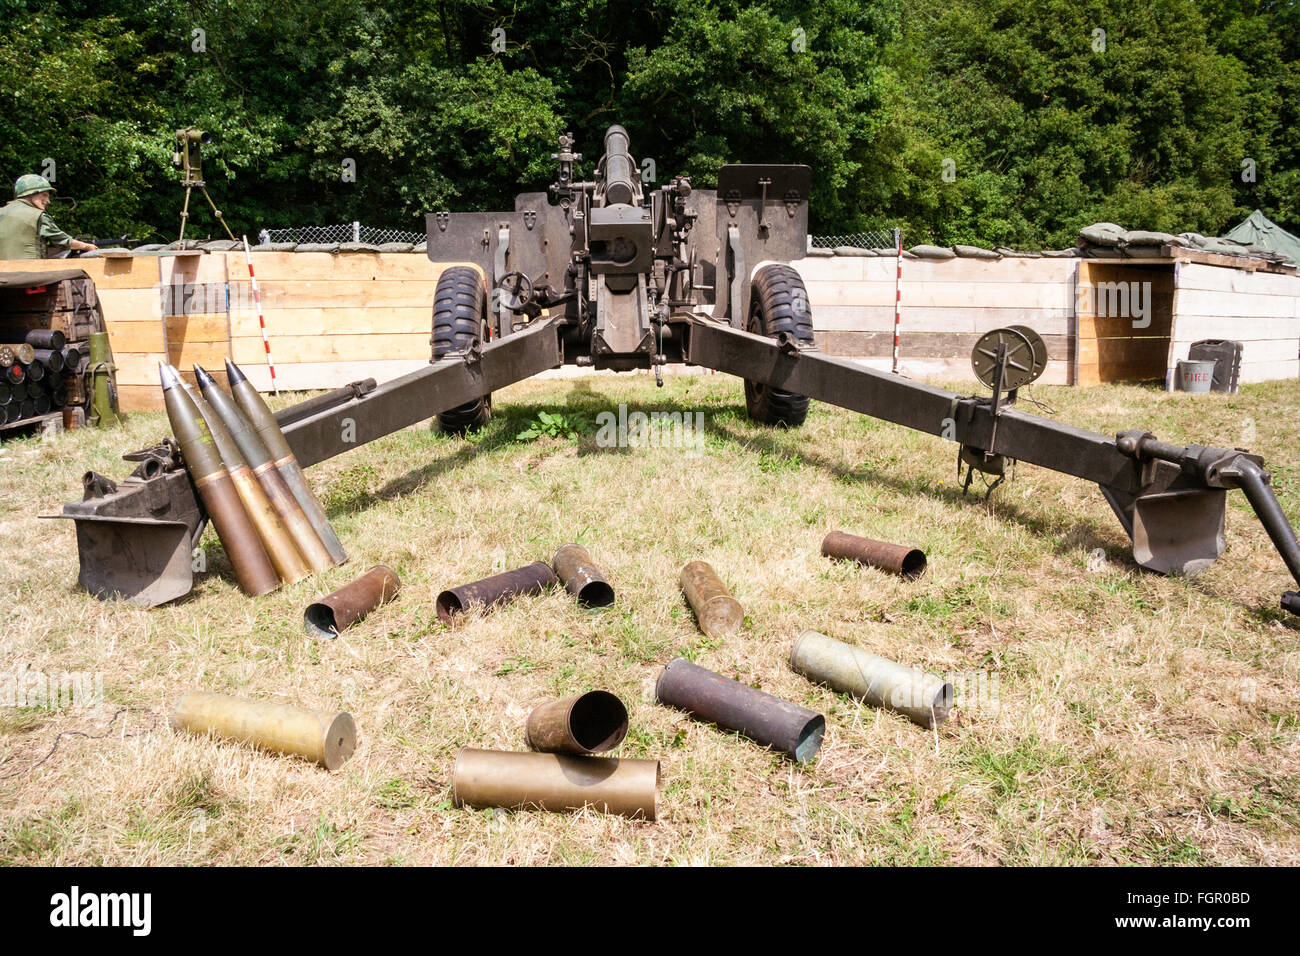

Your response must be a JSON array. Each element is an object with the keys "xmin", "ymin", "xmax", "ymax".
[{"xmin": 601, "ymin": 124, "xmax": 638, "ymax": 206}]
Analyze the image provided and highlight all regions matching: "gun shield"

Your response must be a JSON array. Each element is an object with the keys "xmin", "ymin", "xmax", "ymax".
[
  {"xmin": 170, "ymin": 691, "xmax": 356, "ymax": 771},
  {"xmin": 655, "ymin": 657, "xmax": 825, "ymax": 763},
  {"xmin": 525, "ymin": 690, "xmax": 629, "ymax": 754},
  {"xmin": 436, "ymin": 561, "xmax": 557, "ymax": 622},
  {"xmin": 551, "ymin": 543, "xmax": 614, "ymax": 607},
  {"xmin": 679, "ymin": 561, "xmax": 744, "ymax": 640},
  {"xmin": 226, "ymin": 358, "xmax": 347, "ymax": 565},
  {"xmin": 452, "ymin": 748, "xmax": 658, "ymax": 820},
  {"xmin": 789, "ymin": 630, "xmax": 952, "ymax": 728},
  {"xmin": 821, "ymin": 530, "xmax": 927, "ymax": 579},
  {"xmin": 304, "ymin": 565, "xmax": 401, "ymax": 639}
]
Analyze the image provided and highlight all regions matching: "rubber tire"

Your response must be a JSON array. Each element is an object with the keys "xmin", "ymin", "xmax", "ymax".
[
  {"xmin": 431, "ymin": 266, "xmax": 492, "ymax": 433},
  {"xmin": 744, "ymin": 264, "xmax": 814, "ymax": 427}
]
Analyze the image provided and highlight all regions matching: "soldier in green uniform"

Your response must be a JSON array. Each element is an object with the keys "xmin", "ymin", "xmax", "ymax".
[{"xmin": 0, "ymin": 175, "xmax": 98, "ymax": 259}]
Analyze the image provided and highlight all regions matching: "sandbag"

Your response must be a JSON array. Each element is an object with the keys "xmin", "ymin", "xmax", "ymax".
[
  {"xmin": 1177, "ymin": 232, "xmax": 1209, "ymax": 248},
  {"xmin": 377, "ymin": 242, "xmax": 416, "ymax": 253},
  {"xmin": 198, "ymin": 239, "xmax": 241, "ymax": 251},
  {"xmin": 952, "ymin": 244, "xmax": 1000, "ymax": 259},
  {"xmin": 338, "ymin": 242, "xmax": 382, "ymax": 253},
  {"xmin": 805, "ymin": 247, "xmax": 835, "ymax": 257},
  {"xmin": 1122, "ymin": 230, "xmax": 1185, "ymax": 248},
  {"xmin": 833, "ymin": 246, "xmax": 875, "ymax": 256},
  {"xmin": 1078, "ymin": 222, "xmax": 1127, "ymax": 246},
  {"xmin": 996, "ymin": 247, "xmax": 1041, "ymax": 258},
  {"xmin": 294, "ymin": 243, "xmax": 341, "ymax": 253},
  {"xmin": 908, "ymin": 244, "xmax": 956, "ymax": 259},
  {"xmin": 1040, "ymin": 248, "xmax": 1080, "ymax": 258}
]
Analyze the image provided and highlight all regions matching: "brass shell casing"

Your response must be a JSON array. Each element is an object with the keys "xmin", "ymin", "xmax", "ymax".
[
  {"xmin": 170, "ymin": 691, "xmax": 356, "ymax": 771},
  {"xmin": 452, "ymin": 748, "xmax": 658, "ymax": 820}
]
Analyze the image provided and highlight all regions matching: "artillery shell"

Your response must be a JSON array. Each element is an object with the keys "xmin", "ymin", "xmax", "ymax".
[
  {"xmin": 195, "ymin": 365, "xmax": 334, "ymax": 573},
  {"xmin": 0, "ymin": 346, "xmax": 13, "ymax": 367},
  {"xmin": 182, "ymin": 375, "xmax": 310, "ymax": 584},
  {"xmin": 789, "ymin": 630, "xmax": 952, "ymax": 729},
  {"xmin": 227, "ymin": 358, "xmax": 348, "ymax": 566},
  {"xmin": 525, "ymin": 690, "xmax": 629, "ymax": 755},
  {"xmin": 162, "ymin": 364, "xmax": 279, "ymax": 596},
  {"xmin": 32, "ymin": 348, "xmax": 64, "ymax": 373},
  {"xmin": 304, "ymin": 565, "xmax": 400, "ymax": 639},
  {"xmin": 0, "ymin": 382, "xmax": 9, "ymax": 404},
  {"xmin": 551, "ymin": 543, "xmax": 614, "ymax": 607},
  {"xmin": 61, "ymin": 343, "xmax": 85, "ymax": 373},
  {"xmin": 24, "ymin": 329, "xmax": 65, "ymax": 351},
  {"xmin": 2, "ymin": 343, "xmax": 35, "ymax": 364},
  {"xmin": 821, "ymin": 530, "xmax": 926, "ymax": 579},
  {"xmin": 452, "ymin": 748, "xmax": 658, "ymax": 820},
  {"xmin": 436, "ymin": 561, "xmax": 557, "ymax": 622},
  {"xmin": 170, "ymin": 691, "xmax": 356, "ymax": 771},
  {"xmin": 4, "ymin": 364, "xmax": 23, "ymax": 385},
  {"xmin": 22, "ymin": 360, "xmax": 43, "ymax": 383},
  {"xmin": 655, "ymin": 657, "xmax": 825, "ymax": 762},
  {"xmin": 679, "ymin": 561, "xmax": 744, "ymax": 640}
]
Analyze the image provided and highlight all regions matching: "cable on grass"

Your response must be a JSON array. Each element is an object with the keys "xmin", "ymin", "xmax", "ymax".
[{"xmin": 0, "ymin": 707, "xmax": 159, "ymax": 779}]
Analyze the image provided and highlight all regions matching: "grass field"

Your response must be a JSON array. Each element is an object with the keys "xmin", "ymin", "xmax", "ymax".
[{"xmin": 1, "ymin": 371, "xmax": 1297, "ymax": 865}]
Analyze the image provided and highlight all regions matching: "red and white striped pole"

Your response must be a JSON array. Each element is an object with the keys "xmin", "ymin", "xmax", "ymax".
[
  {"xmin": 891, "ymin": 227, "xmax": 903, "ymax": 374},
  {"xmin": 241, "ymin": 235, "xmax": 278, "ymax": 395}
]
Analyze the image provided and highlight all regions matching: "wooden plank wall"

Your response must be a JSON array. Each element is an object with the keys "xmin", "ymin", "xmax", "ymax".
[
  {"xmin": 794, "ymin": 256, "xmax": 1077, "ymax": 384},
  {"xmin": 1075, "ymin": 262, "xmax": 1175, "ymax": 385},
  {"xmin": 1167, "ymin": 263, "xmax": 1300, "ymax": 387},
  {"xmin": 0, "ymin": 257, "xmax": 165, "ymax": 410},
  {"xmin": 161, "ymin": 253, "xmax": 231, "ymax": 392}
]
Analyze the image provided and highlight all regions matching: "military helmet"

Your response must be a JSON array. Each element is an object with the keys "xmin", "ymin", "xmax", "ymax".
[{"xmin": 14, "ymin": 174, "xmax": 55, "ymax": 199}]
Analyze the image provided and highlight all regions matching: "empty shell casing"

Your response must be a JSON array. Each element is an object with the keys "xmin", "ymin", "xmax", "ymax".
[
  {"xmin": 525, "ymin": 690, "xmax": 629, "ymax": 754},
  {"xmin": 170, "ymin": 691, "xmax": 356, "ymax": 770},
  {"xmin": 304, "ymin": 565, "xmax": 400, "ymax": 639},
  {"xmin": 24, "ymin": 329, "xmax": 65, "ymax": 351},
  {"xmin": 679, "ymin": 561, "xmax": 744, "ymax": 640},
  {"xmin": 656, "ymin": 657, "xmax": 825, "ymax": 763},
  {"xmin": 452, "ymin": 748, "xmax": 658, "ymax": 820},
  {"xmin": 789, "ymin": 630, "xmax": 953, "ymax": 728},
  {"xmin": 436, "ymin": 561, "xmax": 556, "ymax": 622},
  {"xmin": 551, "ymin": 543, "xmax": 614, "ymax": 607},
  {"xmin": 821, "ymin": 530, "xmax": 927, "ymax": 579}
]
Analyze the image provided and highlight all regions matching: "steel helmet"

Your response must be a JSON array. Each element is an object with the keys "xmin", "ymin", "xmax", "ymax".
[{"xmin": 14, "ymin": 174, "xmax": 55, "ymax": 199}]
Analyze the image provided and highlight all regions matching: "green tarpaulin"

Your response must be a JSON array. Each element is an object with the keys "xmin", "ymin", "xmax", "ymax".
[{"xmin": 1224, "ymin": 210, "xmax": 1300, "ymax": 264}]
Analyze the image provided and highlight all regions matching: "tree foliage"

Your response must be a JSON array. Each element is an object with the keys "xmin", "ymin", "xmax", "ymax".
[{"xmin": 0, "ymin": 0, "xmax": 1294, "ymax": 246}]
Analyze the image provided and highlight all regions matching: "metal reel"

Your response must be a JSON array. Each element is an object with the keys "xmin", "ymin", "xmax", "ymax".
[{"xmin": 971, "ymin": 326, "xmax": 1048, "ymax": 391}]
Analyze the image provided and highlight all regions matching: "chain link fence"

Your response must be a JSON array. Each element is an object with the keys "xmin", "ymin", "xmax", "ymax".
[
  {"xmin": 257, "ymin": 223, "xmax": 425, "ymax": 245},
  {"xmin": 809, "ymin": 229, "xmax": 898, "ymax": 250}
]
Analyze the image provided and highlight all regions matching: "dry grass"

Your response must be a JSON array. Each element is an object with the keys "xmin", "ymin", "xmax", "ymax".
[{"xmin": 1, "ymin": 371, "xmax": 1297, "ymax": 865}]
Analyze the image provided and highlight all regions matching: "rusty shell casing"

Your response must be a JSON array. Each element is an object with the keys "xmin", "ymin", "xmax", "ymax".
[
  {"xmin": 32, "ymin": 348, "xmax": 64, "ymax": 373},
  {"xmin": 525, "ymin": 690, "xmax": 629, "ymax": 754},
  {"xmin": 170, "ymin": 691, "xmax": 356, "ymax": 771},
  {"xmin": 452, "ymin": 748, "xmax": 658, "ymax": 820},
  {"xmin": 551, "ymin": 543, "xmax": 615, "ymax": 608},
  {"xmin": 227, "ymin": 358, "xmax": 347, "ymax": 566},
  {"xmin": 821, "ymin": 530, "xmax": 927, "ymax": 579},
  {"xmin": 2, "ymin": 343, "xmax": 35, "ymax": 364},
  {"xmin": 163, "ymin": 367, "xmax": 279, "ymax": 596},
  {"xmin": 679, "ymin": 561, "xmax": 744, "ymax": 640},
  {"xmin": 195, "ymin": 365, "xmax": 334, "ymax": 572},
  {"xmin": 655, "ymin": 657, "xmax": 825, "ymax": 763},
  {"xmin": 789, "ymin": 630, "xmax": 952, "ymax": 728},
  {"xmin": 436, "ymin": 561, "xmax": 557, "ymax": 622},
  {"xmin": 183, "ymin": 378, "xmax": 310, "ymax": 584},
  {"xmin": 304, "ymin": 565, "xmax": 401, "ymax": 639},
  {"xmin": 24, "ymin": 329, "xmax": 65, "ymax": 351}
]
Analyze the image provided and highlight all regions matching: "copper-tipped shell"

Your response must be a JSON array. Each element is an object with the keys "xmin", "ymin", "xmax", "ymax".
[
  {"xmin": 304, "ymin": 565, "xmax": 400, "ymax": 639},
  {"xmin": 525, "ymin": 690, "xmax": 629, "ymax": 754}
]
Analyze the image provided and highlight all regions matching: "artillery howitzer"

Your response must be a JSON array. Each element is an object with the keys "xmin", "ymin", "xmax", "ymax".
[{"xmin": 56, "ymin": 125, "xmax": 1300, "ymax": 616}]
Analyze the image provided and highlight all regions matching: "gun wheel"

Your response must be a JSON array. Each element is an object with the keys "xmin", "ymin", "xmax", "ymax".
[
  {"xmin": 431, "ymin": 265, "xmax": 492, "ymax": 433},
  {"xmin": 744, "ymin": 264, "xmax": 814, "ymax": 427}
]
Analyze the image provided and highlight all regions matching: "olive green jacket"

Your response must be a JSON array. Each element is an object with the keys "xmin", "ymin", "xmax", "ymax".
[{"xmin": 0, "ymin": 198, "xmax": 75, "ymax": 259}]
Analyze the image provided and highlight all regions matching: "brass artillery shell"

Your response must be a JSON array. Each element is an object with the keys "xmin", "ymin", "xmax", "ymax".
[
  {"xmin": 551, "ymin": 543, "xmax": 615, "ymax": 607},
  {"xmin": 170, "ymin": 691, "xmax": 356, "ymax": 771},
  {"xmin": 2, "ymin": 343, "xmax": 35, "ymax": 364},
  {"xmin": 452, "ymin": 749, "xmax": 658, "ymax": 820},
  {"xmin": 655, "ymin": 657, "xmax": 825, "ymax": 763},
  {"xmin": 181, "ymin": 376, "xmax": 310, "ymax": 584},
  {"xmin": 162, "ymin": 365, "xmax": 279, "ymax": 596},
  {"xmin": 525, "ymin": 690, "xmax": 629, "ymax": 754},
  {"xmin": 821, "ymin": 530, "xmax": 927, "ymax": 579},
  {"xmin": 304, "ymin": 565, "xmax": 400, "ymax": 639},
  {"xmin": 436, "ymin": 561, "xmax": 557, "ymax": 622},
  {"xmin": 227, "ymin": 358, "xmax": 347, "ymax": 566},
  {"xmin": 789, "ymin": 630, "xmax": 952, "ymax": 729},
  {"xmin": 679, "ymin": 561, "xmax": 744, "ymax": 640},
  {"xmin": 194, "ymin": 365, "xmax": 334, "ymax": 573}
]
